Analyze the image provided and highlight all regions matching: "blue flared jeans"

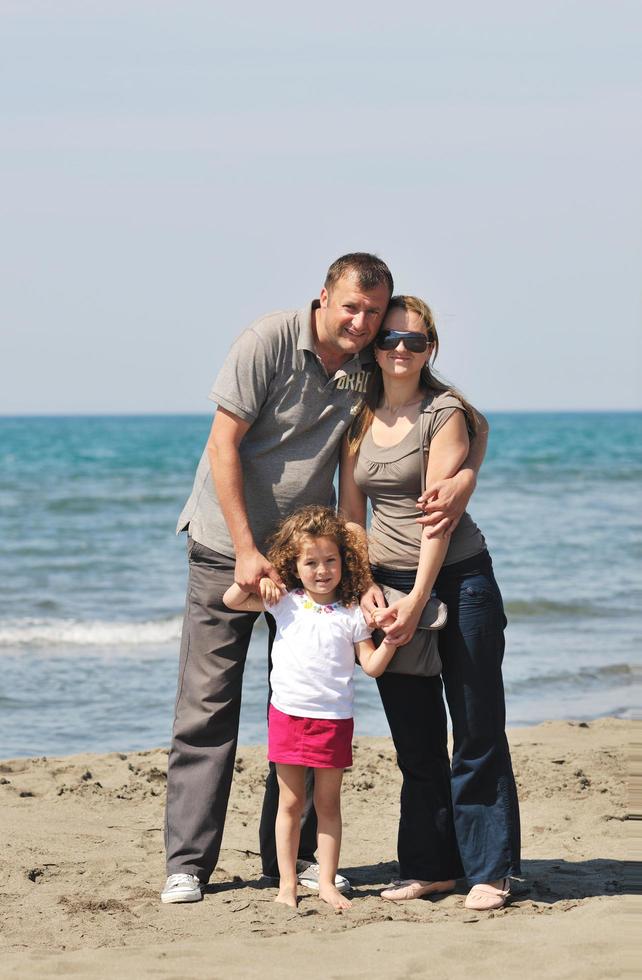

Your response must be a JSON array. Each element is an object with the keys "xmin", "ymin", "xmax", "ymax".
[{"xmin": 375, "ymin": 550, "xmax": 521, "ymax": 885}]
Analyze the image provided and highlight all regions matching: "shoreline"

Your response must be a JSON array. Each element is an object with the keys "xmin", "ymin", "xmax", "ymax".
[{"xmin": 0, "ymin": 718, "xmax": 634, "ymax": 979}]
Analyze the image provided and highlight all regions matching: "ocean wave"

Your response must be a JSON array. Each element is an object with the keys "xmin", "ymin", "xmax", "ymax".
[
  {"xmin": 46, "ymin": 494, "xmax": 178, "ymax": 513},
  {"xmin": 0, "ymin": 616, "xmax": 183, "ymax": 648},
  {"xmin": 506, "ymin": 662, "xmax": 637, "ymax": 694},
  {"xmin": 504, "ymin": 598, "xmax": 628, "ymax": 619}
]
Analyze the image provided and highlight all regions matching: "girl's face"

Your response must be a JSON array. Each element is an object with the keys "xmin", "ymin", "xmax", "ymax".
[
  {"xmin": 295, "ymin": 534, "xmax": 342, "ymax": 603},
  {"xmin": 374, "ymin": 307, "xmax": 433, "ymax": 381}
]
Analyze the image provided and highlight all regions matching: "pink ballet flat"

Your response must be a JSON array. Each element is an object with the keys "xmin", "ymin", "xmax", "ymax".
[
  {"xmin": 464, "ymin": 878, "xmax": 510, "ymax": 911},
  {"xmin": 381, "ymin": 879, "xmax": 456, "ymax": 901}
]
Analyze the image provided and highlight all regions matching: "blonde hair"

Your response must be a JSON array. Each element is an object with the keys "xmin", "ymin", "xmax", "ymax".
[
  {"xmin": 347, "ymin": 294, "xmax": 479, "ymax": 454},
  {"xmin": 266, "ymin": 505, "xmax": 371, "ymax": 607}
]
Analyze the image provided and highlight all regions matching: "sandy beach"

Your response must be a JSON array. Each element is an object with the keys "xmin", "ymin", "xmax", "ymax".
[{"xmin": 0, "ymin": 718, "xmax": 634, "ymax": 979}]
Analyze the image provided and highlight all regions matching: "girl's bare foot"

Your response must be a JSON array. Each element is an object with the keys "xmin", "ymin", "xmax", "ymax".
[
  {"xmin": 318, "ymin": 882, "xmax": 352, "ymax": 912},
  {"xmin": 275, "ymin": 883, "xmax": 298, "ymax": 909}
]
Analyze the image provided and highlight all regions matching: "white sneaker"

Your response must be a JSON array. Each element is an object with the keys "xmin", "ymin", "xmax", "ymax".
[
  {"xmin": 160, "ymin": 873, "xmax": 203, "ymax": 904},
  {"xmin": 296, "ymin": 861, "xmax": 351, "ymax": 894}
]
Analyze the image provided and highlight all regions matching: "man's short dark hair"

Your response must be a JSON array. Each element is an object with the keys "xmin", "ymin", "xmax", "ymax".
[{"xmin": 324, "ymin": 252, "xmax": 393, "ymax": 298}]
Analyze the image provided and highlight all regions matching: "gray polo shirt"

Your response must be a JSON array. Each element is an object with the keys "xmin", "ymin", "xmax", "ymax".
[{"xmin": 177, "ymin": 302, "xmax": 373, "ymax": 558}]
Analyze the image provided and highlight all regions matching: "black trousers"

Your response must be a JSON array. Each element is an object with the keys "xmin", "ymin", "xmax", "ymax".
[
  {"xmin": 374, "ymin": 551, "xmax": 521, "ymax": 884},
  {"xmin": 377, "ymin": 671, "xmax": 464, "ymax": 880}
]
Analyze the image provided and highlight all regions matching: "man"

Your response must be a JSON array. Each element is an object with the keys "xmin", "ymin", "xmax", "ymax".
[
  {"xmin": 161, "ymin": 252, "xmax": 486, "ymax": 904},
  {"xmin": 162, "ymin": 253, "xmax": 393, "ymax": 904}
]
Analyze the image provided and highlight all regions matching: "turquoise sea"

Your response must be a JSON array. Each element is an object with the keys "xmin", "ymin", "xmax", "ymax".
[{"xmin": 0, "ymin": 413, "xmax": 640, "ymax": 758}]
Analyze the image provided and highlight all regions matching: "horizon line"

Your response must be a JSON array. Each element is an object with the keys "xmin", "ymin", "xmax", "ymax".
[{"xmin": 1, "ymin": 408, "xmax": 641, "ymax": 420}]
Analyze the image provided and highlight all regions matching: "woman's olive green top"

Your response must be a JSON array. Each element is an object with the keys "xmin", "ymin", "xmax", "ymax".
[{"xmin": 353, "ymin": 392, "xmax": 486, "ymax": 571}]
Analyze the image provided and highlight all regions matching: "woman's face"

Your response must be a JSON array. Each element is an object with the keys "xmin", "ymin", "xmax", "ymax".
[{"xmin": 374, "ymin": 307, "xmax": 433, "ymax": 381}]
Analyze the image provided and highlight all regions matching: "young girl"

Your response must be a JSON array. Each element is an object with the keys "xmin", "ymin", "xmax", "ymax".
[{"xmin": 224, "ymin": 505, "xmax": 398, "ymax": 911}]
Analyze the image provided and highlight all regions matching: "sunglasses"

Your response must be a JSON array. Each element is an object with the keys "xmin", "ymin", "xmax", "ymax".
[{"xmin": 375, "ymin": 330, "xmax": 430, "ymax": 354}]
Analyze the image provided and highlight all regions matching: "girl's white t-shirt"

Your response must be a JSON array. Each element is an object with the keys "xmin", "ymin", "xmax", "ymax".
[{"xmin": 269, "ymin": 590, "xmax": 372, "ymax": 720}]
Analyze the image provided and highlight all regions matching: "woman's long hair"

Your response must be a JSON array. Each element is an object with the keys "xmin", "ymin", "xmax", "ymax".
[{"xmin": 347, "ymin": 295, "xmax": 479, "ymax": 455}]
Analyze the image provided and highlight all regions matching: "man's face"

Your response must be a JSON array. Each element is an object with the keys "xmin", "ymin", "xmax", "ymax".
[{"xmin": 317, "ymin": 273, "xmax": 390, "ymax": 358}]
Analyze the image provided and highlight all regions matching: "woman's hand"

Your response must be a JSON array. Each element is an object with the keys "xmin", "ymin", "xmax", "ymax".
[
  {"xmin": 416, "ymin": 470, "xmax": 476, "ymax": 538},
  {"xmin": 373, "ymin": 593, "xmax": 425, "ymax": 646}
]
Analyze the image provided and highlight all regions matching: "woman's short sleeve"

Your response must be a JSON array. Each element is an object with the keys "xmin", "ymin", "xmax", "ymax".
[{"xmin": 426, "ymin": 392, "xmax": 466, "ymax": 443}]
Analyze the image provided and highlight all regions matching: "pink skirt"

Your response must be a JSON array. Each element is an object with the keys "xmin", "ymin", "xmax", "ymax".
[{"xmin": 268, "ymin": 704, "xmax": 353, "ymax": 769}]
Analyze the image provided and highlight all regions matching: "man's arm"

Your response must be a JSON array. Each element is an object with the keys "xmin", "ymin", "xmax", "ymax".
[
  {"xmin": 207, "ymin": 408, "xmax": 284, "ymax": 592},
  {"xmin": 416, "ymin": 408, "xmax": 489, "ymax": 537}
]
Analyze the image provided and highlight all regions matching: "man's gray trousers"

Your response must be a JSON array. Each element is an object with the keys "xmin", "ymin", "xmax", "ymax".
[{"xmin": 164, "ymin": 537, "xmax": 316, "ymax": 882}]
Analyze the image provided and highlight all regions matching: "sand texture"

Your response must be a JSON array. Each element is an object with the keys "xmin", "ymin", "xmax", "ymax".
[{"xmin": 0, "ymin": 718, "xmax": 635, "ymax": 979}]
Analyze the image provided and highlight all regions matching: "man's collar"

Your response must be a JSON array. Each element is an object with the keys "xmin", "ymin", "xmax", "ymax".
[{"xmin": 296, "ymin": 300, "xmax": 320, "ymax": 353}]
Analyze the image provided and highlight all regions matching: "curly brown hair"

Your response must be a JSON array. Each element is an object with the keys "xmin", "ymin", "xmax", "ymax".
[{"xmin": 266, "ymin": 505, "xmax": 371, "ymax": 607}]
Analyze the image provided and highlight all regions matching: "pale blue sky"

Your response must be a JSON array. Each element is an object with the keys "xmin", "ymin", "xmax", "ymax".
[{"xmin": 1, "ymin": 0, "xmax": 640, "ymax": 413}]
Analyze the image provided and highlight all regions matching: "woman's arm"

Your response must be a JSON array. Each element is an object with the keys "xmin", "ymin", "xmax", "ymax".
[
  {"xmin": 376, "ymin": 530, "xmax": 450, "ymax": 644},
  {"xmin": 375, "ymin": 411, "xmax": 470, "ymax": 643},
  {"xmin": 338, "ymin": 435, "xmax": 386, "ymax": 625},
  {"xmin": 355, "ymin": 635, "xmax": 399, "ymax": 678},
  {"xmin": 338, "ymin": 434, "xmax": 367, "ymax": 528}
]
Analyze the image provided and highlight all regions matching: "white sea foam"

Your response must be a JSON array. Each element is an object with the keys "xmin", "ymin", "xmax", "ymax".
[{"xmin": 0, "ymin": 617, "xmax": 183, "ymax": 647}]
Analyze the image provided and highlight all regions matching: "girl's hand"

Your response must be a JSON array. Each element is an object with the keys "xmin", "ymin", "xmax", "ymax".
[
  {"xmin": 259, "ymin": 577, "xmax": 285, "ymax": 606},
  {"xmin": 360, "ymin": 583, "xmax": 386, "ymax": 627},
  {"xmin": 374, "ymin": 593, "xmax": 424, "ymax": 646}
]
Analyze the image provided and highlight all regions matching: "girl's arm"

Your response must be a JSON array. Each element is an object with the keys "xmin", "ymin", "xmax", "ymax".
[
  {"xmin": 375, "ymin": 411, "xmax": 470, "ymax": 644},
  {"xmin": 223, "ymin": 578, "xmax": 284, "ymax": 613},
  {"xmin": 355, "ymin": 635, "xmax": 399, "ymax": 678},
  {"xmin": 223, "ymin": 583, "xmax": 265, "ymax": 612}
]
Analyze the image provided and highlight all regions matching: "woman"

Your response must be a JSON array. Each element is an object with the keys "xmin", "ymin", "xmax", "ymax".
[{"xmin": 339, "ymin": 295, "xmax": 521, "ymax": 911}]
